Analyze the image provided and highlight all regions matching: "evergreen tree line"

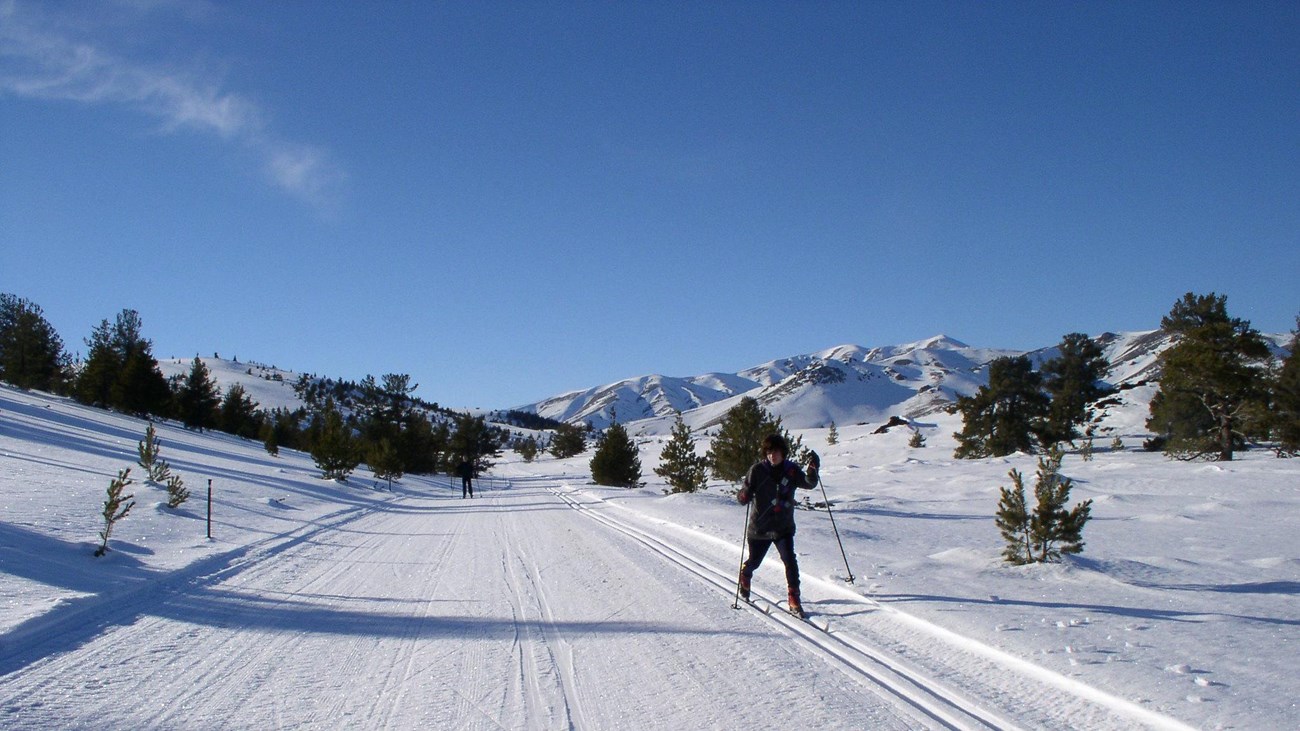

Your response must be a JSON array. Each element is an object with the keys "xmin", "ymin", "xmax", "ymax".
[
  {"xmin": 586, "ymin": 396, "xmax": 804, "ymax": 492},
  {"xmin": 0, "ymin": 296, "xmax": 509, "ymax": 483},
  {"xmin": 953, "ymin": 293, "xmax": 1299, "ymax": 461}
]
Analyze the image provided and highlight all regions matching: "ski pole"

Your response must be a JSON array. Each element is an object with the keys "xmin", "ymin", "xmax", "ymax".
[
  {"xmin": 732, "ymin": 495, "xmax": 753, "ymax": 609},
  {"xmin": 817, "ymin": 475, "xmax": 855, "ymax": 584}
]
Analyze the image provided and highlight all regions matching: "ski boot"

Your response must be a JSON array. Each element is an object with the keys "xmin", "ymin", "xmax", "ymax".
[
  {"xmin": 788, "ymin": 588, "xmax": 806, "ymax": 619},
  {"xmin": 738, "ymin": 572, "xmax": 751, "ymax": 602}
]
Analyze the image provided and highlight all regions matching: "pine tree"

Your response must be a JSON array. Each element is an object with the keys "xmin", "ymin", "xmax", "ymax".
[
  {"xmin": 76, "ymin": 310, "xmax": 169, "ymax": 416},
  {"xmin": 178, "ymin": 356, "xmax": 221, "ymax": 430},
  {"xmin": 448, "ymin": 413, "xmax": 504, "ymax": 473},
  {"xmin": 954, "ymin": 356, "xmax": 1049, "ymax": 458},
  {"xmin": 590, "ymin": 420, "xmax": 642, "ymax": 488},
  {"xmin": 995, "ymin": 447, "xmax": 1093, "ymax": 564},
  {"xmin": 95, "ymin": 468, "xmax": 136, "ymax": 557},
  {"xmin": 705, "ymin": 397, "xmax": 795, "ymax": 482},
  {"xmin": 0, "ymin": 293, "xmax": 70, "ymax": 392},
  {"xmin": 655, "ymin": 413, "xmax": 708, "ymax": 493},
  {"xmin": 1269, "ymin": 316, "xmax": 1300, "ymax": 456},
  {"xmin": 826, "ymin": 421, "xmax": 839, "ymax": 445},
  {"xmin": 549, "ymin": 423, "xmax": 588, "ymax": 458},
  {"xmin": 218, "ymin": 383, "xmax": 261, "ymax": 438},
  {"xmin": 355, "ymin": 373, "xmax": 421, "ymax": 468},
  {"xmin": 368, "ymin": 438, "xmax": 403, "ymax": 490},
  {"xmin": 517, "ymin": 435, "xmax": 539, "ymax": 462},
  {"xmin": 399, "ymin": 414, "xmax": 446, "ymax": 475},
  {"xmin": 75, "ymin": 318, "xmax": 121, "ymax": 408},
  {"xmin": 311, "ymin": 398, "xmax": 359, "ymax": 481},
  {"xmin": 908, "ymin": 428, "xmax": 926, "ymax": 448},
  {"xmin": 1147, "ymin": 292, "xmax": 1271, "ymax": 461},
  {"xmin": 1041, "ymin": 333, "xmax": 1112, "ymax": 448}
]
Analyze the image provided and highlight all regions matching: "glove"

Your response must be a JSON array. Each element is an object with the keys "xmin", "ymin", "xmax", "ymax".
[
  {"xmin": 737, "ymin": 488, "xmax": 750, "ymax": 505},
  {"xmin": 805, "ymin": 450, "xmax": 821, "ymax": 471}
]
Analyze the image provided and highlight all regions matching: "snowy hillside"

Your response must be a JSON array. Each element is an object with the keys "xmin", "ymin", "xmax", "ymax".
[
  {"xmin": 518, "ymin": 331, "xmax": 1293, "ymax": 435},
  {"xmin": 2, "ymin": 382, "xmax": 1297, "ymax": 729},
  {"xmin": 156, "ymin": 357, "xmax": 305, "ymax": 413}
]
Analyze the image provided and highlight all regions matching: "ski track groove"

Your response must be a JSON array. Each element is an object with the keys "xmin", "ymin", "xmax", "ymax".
[
  {"xmin": 502, "ymin": 537, "xmax": 579, "ymax": 729},
  {"xmin": 513, "ymin": 539, "xmax": 588, "ymax": 731}
]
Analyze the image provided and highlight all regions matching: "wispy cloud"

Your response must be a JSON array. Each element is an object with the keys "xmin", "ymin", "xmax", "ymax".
[{"xmin": 0, "ymin": 0, "xmax": 344, "ymax": 208}]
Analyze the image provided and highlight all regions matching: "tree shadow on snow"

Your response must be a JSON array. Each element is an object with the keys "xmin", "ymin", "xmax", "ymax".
[{"xmin": 875, "ymin": 592, "xmax": 1300, "ymax": 627}]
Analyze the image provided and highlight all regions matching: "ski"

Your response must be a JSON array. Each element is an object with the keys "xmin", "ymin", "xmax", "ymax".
[{"xmin": 738, "ymin": 594, "xmax": 827, "ymax": 629}]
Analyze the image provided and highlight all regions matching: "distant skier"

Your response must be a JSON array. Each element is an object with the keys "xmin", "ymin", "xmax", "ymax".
[
  {"xmin": 457, "ymin": 459, "xmax": 475, "ymax": 498},
  {"xmin": 737, "ymin": 434, "xmax": 820, "ymax": 617}
]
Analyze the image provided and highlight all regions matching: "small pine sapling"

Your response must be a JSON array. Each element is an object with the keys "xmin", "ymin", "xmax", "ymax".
[
  {"xmin": 165, "ymin": 473, "xmax": 190, "ymax": 508},
  {"xmin": 827, "ymin": 421, "xmax": 839, "ymax": 445},
  {"xmin": 1080, "ymin": 435, "xmax": 1095, "ymax": 462},
  {"xmin": 1111, "ymin": 436, "xmax": 1124, "ymax": 452},
  {"xmin": 908, "ymin": 429, "xmax": 926, "ymax": 448},
  {"xmin": 995, "ymin": 470, "xmax": 1031, "ymax": 564},
  {"xmin": 95, "ymin": 467, "xmax": 136, "ymax": 557},
  {"xmin": 262, "ymin": 422, "xmax": 280, "ymax": 457},
  {"xmin": 995, "ymin": 448, "xmax": 1093, "ymax": 564},
  {"xmin": 137, "ymin": 422, "xmax": 173, "ymax": 483}
]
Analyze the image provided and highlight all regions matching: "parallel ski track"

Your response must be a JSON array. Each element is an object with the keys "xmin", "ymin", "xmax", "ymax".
[{"xmin": 543, "ymin": 483, "xmax": 1019, "ymax": 731}]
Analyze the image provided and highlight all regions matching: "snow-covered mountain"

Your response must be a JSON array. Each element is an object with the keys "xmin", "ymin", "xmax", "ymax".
[{"xmin": 518, "ymin": 330, "xmax": 1293, "ymax": 434}]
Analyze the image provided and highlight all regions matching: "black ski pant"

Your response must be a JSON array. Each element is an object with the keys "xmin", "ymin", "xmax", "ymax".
[
  {"xmin": 462, "ymin": 476, "xmax": 473, "ymax": 498},
  {"xmin": 741, "ymin": 535, "xmax": 800, "ymax": 593}
]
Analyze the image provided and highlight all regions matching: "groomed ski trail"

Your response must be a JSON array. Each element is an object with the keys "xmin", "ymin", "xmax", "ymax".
[
  {"xmin": 0, "ymin": 478, "xmax": 918, "ymax": 730},
  {"xmin": 535, "ymin": 476, "xmax": 1199, "ymax": 731}
]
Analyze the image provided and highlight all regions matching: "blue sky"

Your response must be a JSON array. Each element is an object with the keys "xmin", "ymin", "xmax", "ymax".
[{"xmin": 2, "ymin": 1, "xmax": 1297, "ymax": 409}]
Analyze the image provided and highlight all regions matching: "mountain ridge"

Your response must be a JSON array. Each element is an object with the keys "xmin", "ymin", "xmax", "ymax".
[{"xmin": 517, "ymin": 330, "xmax": 1293, "ymax": 435}]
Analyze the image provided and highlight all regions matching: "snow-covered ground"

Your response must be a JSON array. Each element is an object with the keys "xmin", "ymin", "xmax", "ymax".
[{"xmin": 1, "ymin": 383, "xmax": 1296, "ymax": 729}]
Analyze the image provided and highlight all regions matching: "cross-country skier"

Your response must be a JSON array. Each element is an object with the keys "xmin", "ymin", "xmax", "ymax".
[
  {"xmin": 457, "ymin": 459, "xmax": 474, "ymax": 498},
  {"xmin": 737, "ymin": 434, "xmax": 820, "ymax": 617}
]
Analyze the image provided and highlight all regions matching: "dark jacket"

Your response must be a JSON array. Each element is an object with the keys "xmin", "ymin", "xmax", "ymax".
[{"xmin": 737, "ymin": 459, "xmax": 818, "ymax": 540}]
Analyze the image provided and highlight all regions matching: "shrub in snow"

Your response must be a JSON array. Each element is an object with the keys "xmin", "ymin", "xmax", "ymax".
[
  {"xmin": 95, "ymin": 468, "xmax": 136, "ymax": 557},
  {"xmin": 516, "ymin": 435, "xmax": 539, "ymax": 462},
  {"xmin": 995, "ymin": 447, "xmax": 1093, "ymax": 565},
  {"xmin": 908, "ymin": 429, "xmax": 926, "ymax": 448},
  {"xmin": 655, "ymin": 413, "xmax": 707, "ymax": 493},
  {"xmin": 827, "ymin": 421, "xmax": 839, "ymax": 445}
]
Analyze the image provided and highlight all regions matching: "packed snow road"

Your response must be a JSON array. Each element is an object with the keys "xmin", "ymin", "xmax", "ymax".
[{"xmin": 2, "ymin": 477, "xmax": 933, "ymax": 730}]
